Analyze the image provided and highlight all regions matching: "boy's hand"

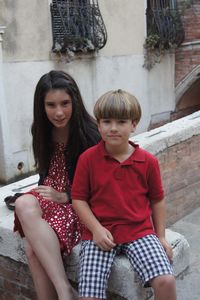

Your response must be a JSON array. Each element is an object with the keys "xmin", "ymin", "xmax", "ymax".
[
  {"xmin": 93, "ymin": 226, "xmax": 116, "ymax": 251},
  {"xmin": 159, "ymin": 237, "xmax": 173, "ymax": 263}
]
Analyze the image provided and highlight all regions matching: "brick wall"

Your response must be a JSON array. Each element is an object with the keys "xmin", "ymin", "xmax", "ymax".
[
  {"xmin": 175, "ymin": 47, "xmax": 200, "ymax": 86},
  {"xmin": 176, "ymin": 0, "xmax": 200, "ymax": 86},
  {"xmin": 179, "ymin": 0, "xmax": 200, "ymax": 43},
  {"xmin": 158, "ymin": 134, "xmax": 200, "ymax": 225},
  {"xmin": 0, "ymin": 255, "xmax": 36, "ymax": 300}
]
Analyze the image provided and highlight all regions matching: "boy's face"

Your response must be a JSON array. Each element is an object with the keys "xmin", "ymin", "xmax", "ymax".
[{"xmin": 97, "ymin": 119, "xmax": 136, "ymax": 146}]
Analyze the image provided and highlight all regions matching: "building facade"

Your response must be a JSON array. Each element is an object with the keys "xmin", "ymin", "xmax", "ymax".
[{"xmin": 0, "ymin": 0, "xmax": 198, "ymax": 183}]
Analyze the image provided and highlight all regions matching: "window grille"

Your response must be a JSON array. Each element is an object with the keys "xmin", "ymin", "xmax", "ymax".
[
  {"xmin": 50, "ymin": 0, "xmax": 107, "ymax": 53},
  {"xmin": 146, "ymin": 0, "xmax": 184, "ymax": 48}
]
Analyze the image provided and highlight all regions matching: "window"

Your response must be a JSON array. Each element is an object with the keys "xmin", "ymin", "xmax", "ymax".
[{"xmin": 50, "ymin": 0, "xmax": 107, "ymax": 53}]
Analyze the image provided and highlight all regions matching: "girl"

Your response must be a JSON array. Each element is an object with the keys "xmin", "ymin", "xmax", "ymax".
[{"xmin": 14, "ymin": 70, "xmax": 100, "ymax": 300}]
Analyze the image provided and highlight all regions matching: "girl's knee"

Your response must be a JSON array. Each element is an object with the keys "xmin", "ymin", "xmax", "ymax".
[{"xmin": 15, "ymin": 194, "xmax": 40, "ymax": 220}]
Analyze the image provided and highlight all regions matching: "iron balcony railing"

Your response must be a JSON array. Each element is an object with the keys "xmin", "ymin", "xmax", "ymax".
[
  {"xmin": 146, "ymin": 0, "xmax": 184, "ymax": 49},
  {"xmin": 51, "ymin": 0, "xmax": 107, "ymax": 53}
]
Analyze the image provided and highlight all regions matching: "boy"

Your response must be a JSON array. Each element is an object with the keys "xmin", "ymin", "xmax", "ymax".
[{"xmin": 71, "ymin": 90, "xmax": 176, "ymax": 300}]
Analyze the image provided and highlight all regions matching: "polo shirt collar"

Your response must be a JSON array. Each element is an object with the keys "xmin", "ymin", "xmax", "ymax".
[{"xmin": 98, "ymin": 140, "xmax": 145, "ymax": 163}]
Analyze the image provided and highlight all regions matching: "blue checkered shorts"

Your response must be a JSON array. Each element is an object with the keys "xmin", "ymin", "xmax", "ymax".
[{"xmin": 79, "ymin": 234, "xmax": 173, "ymax": 299}]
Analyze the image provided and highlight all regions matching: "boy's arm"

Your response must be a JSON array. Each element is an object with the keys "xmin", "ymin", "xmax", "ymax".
[
  {"xmin": 151, "ymin": 199, "xmax": 173, "ymax": 262},
  {"xmin": 72, "ymin": 200, "xmax": 116, "ymax": 251}
]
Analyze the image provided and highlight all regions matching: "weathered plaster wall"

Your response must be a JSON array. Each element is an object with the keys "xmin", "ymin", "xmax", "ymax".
[
  {"xmin": 0, "ymin": 0, "xmax": 176, "ymax": 182},
  {"xmin": 0, "ymin": 0, "xmax": 51, "ymax": 61},
  {"xmin": 99, "ymin": 0, "xmax": 145, "ymax": 56}
]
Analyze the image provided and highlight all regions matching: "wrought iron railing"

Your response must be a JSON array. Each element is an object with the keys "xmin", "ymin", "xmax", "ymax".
[
  {"xmin": 50, "ymin": 0, "xmax": 107, "ymax": 53},
  {"xmin": 146, "ymin": 0, "xmax": 184, "ymax": 49}
]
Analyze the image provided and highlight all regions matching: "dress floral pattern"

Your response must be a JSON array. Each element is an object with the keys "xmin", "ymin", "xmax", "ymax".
[{"xmin": 14, "ymin": 143, "xmax": 82, "ymax": 256}]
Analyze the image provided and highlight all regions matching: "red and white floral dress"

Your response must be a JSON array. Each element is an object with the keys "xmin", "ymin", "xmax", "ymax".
[{"xmin": 14, "ymin": 143, "xmax": 82, "ymax": 256}]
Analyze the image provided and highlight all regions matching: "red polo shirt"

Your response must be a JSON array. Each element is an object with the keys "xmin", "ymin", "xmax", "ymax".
[{"xmin": 71, "ymin": 140, "xmax": 164, "ymax": 243}]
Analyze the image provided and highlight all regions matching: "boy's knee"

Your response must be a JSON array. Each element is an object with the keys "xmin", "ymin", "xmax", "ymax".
[
  {"xmin": 150, "ymin": 274, "xmax": 176, "ymax": 290},
  {"xmin": 79, "ymin": 298, "xmax": 101, "ymax": 300}
]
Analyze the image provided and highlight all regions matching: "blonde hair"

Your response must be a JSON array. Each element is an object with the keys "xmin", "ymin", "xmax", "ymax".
[{"xmin": 94, "ymin": 89, "xmax": 141, "ymax": 123}]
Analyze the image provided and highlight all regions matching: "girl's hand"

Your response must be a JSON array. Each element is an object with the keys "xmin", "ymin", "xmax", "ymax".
[
  {"xmin": 33, "ymin": 185, "xmax": 69, "ymax": 203},
  {"xmin": 93, "ymin": 226, "xmax": 116, "ymax": 251},
  {"xmin": 159, "ymin": 237, "xmax": 173, "ymax": 263}
]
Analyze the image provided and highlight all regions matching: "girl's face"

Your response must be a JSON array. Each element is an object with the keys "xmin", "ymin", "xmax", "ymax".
[{"xmin": 44, "ymin": 89, "xmax": 73, "ymax": 129}]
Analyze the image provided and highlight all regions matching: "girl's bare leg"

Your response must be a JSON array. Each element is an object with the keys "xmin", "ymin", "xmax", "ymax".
[
  {"xmin": 15, "ymin": 195, "xmax": 77, "ymax": 300},
  {"xmin": 25, "ymin": 241, "xmax": 58, "ymax": 300}
]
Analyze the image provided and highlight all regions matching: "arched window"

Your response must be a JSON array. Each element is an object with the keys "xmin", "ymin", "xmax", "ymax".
[{"xmin": 50, "ymin": 0, "xmax": 107, "ymax": 53}]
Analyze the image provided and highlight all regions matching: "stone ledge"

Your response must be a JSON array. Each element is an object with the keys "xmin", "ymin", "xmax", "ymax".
[
  {"xmin": 65, "ymin": 229, "xmax": 190, "ymax": 300},
  {"xmin": 0, "ymin": 175, "xmax": 190, "ymax": 300},
  {"xmin": 132, "ymin": 110, "xmax": 200, "ymax": 156}
]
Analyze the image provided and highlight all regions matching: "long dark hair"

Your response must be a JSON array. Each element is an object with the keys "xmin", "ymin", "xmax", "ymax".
[{"xmin": 31, "ymin": 70, "xmax": 100, "ymax": 173}]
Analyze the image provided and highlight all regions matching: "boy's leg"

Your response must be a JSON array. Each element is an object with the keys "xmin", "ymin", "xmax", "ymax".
[
  {"xmin": 79, "ymin": 240, "xmax": 117, "ymax": 300},
  {"xmin": 150, "ymin": 274, "xmax": 176, "ymax": 300},
  {"xmin": 124, "ymin": 234, "xmax": 176, "ymax": 300}
]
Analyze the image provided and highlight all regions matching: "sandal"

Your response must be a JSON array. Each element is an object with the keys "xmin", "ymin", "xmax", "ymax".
[{"xmin": 4, "ymin": 193, "xmax": 24, "ymax": 211}]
